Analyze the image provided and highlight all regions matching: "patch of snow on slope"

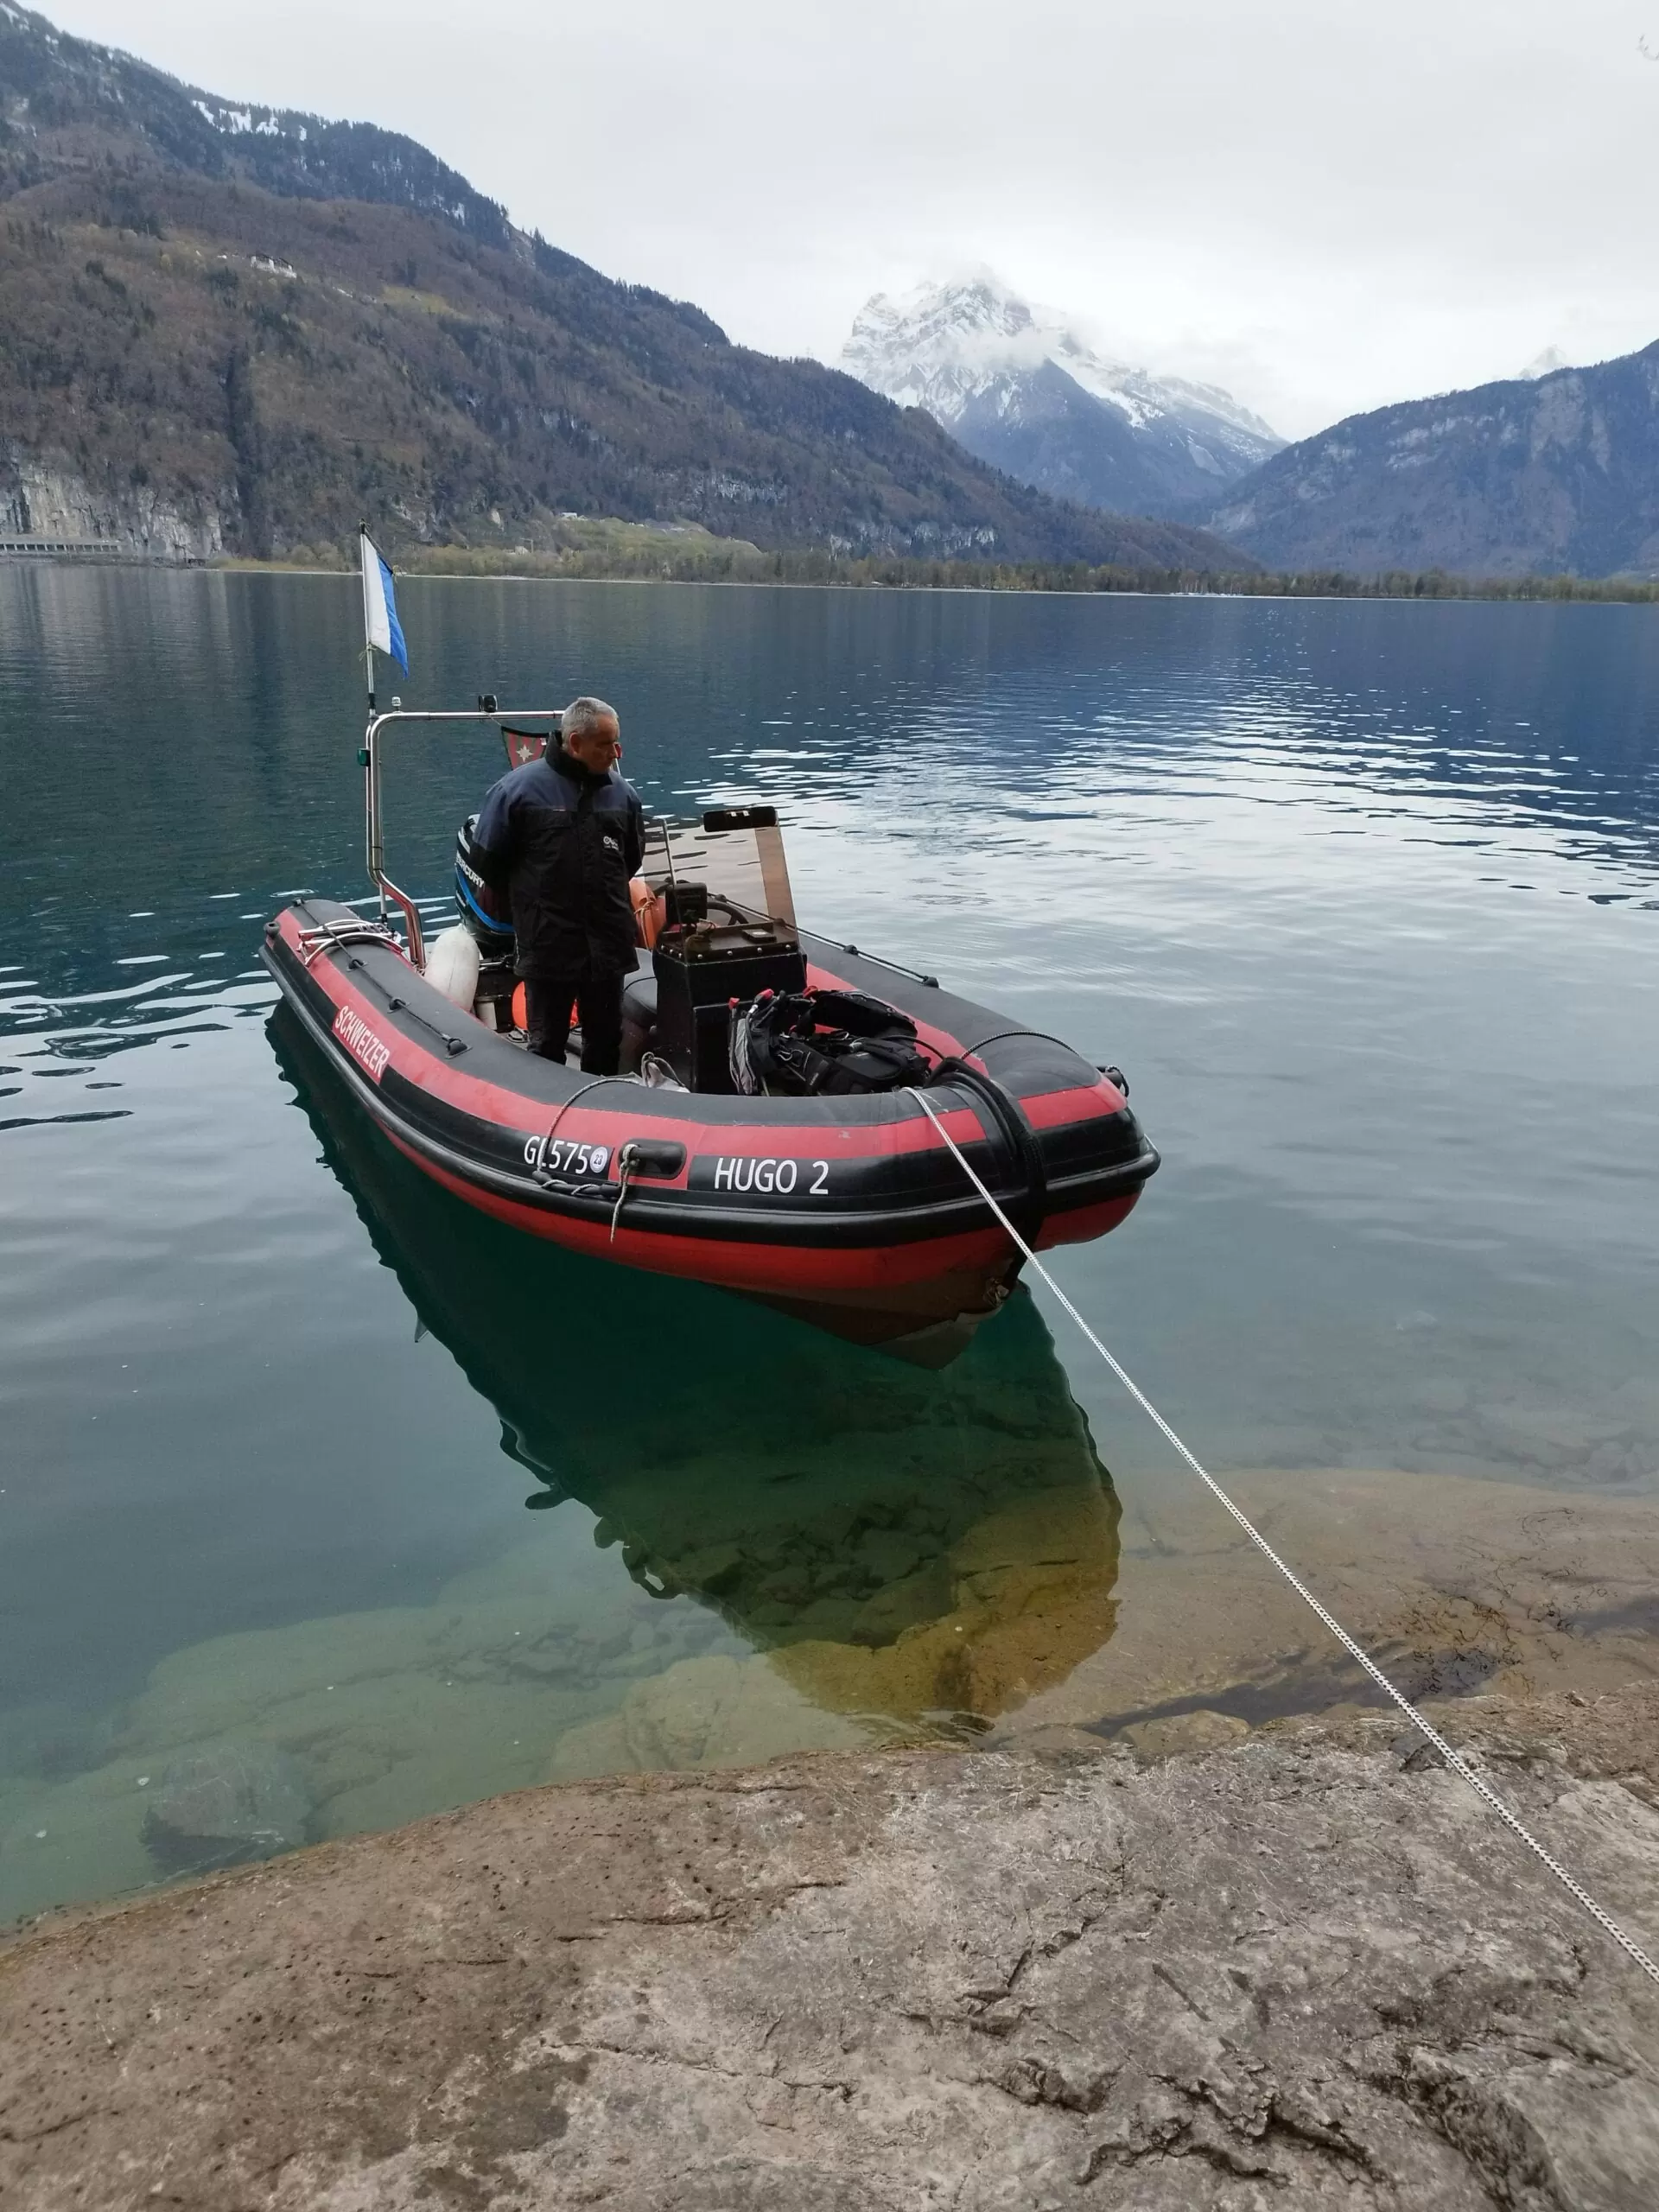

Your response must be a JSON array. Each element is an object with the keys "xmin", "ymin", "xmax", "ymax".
[{"xmin": 194, "ymin": 99, "xmax": 285, "ymax": 138}]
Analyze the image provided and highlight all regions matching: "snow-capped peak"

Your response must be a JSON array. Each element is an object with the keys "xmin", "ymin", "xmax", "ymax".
[
  {"xmin": 841, "ymin": 272, "xmax": 1281, "ymax": 448},
  {"xmin": 843, "ymin": 273, "xmax": 1047, "ymax": 414}
]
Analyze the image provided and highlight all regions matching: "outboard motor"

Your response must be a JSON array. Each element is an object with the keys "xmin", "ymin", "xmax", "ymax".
[
  {"xmin": 454, "ymin": 815, "xmax": 517, "ymax": 1027},
  {"xmin": 454, "ymin": 816, "xmax": 513, "ymax": 955}
]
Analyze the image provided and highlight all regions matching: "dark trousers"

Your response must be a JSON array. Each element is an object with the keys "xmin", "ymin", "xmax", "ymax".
[{"xmin": 524, "ymin": 970, "xmax": 626, "ymax": 1074}]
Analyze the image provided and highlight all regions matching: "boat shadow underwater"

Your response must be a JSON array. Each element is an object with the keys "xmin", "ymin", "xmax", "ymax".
[{"xmin": 271, "ymin": 1001, "xmax": 1124, "ymax": 1748}]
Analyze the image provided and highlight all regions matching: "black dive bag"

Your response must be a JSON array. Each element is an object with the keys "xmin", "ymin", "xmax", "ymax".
[{"xmin": 730, "ymin": 988, "xmax": 932, "ymax": 1097}]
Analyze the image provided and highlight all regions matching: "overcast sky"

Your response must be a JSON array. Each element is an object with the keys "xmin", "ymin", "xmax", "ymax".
[{"xmin": 41, "ymin": 0, "xmax": 1659, "ymax": 437}]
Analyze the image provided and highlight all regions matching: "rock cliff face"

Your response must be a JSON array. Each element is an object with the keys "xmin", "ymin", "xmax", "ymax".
[
  {"xmin": 842, "ymin": 274, "xmax": 1283, "ymax": 520},
  {"xmin": 1211, "ymin": 344, "xmax": 1659, "ymax": 578},
  {"xmin": 0, "ymin": 452, "xmax": 222, "ymax": 558}
]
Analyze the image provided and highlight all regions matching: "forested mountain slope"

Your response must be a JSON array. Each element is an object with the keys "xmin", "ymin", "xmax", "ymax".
[
  {"xmin": 0, "ymin": 5, "xmax": 1243, "ymax": 568},
  {"xmin": 1211, "ymin": 346, "xmax": 1659, "ymax": 579}
]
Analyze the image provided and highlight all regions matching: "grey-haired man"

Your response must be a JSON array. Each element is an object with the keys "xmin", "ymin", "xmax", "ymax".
[{"xmin": 472, "ymin": 696, "xmax": 645, "ymax": 1071}]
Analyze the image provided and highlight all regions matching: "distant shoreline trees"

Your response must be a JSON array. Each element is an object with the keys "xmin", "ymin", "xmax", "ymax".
[{"xmin": 372, "ymin": 541, "xmax": 1659, "ymax": 606}]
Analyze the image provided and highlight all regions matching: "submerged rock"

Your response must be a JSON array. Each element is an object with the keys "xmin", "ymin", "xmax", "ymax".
[
  {"xmin": 549, "ymin": 1653, "xmax": 870, "ymax": 1780},
  {"xmin": 1122, "ymin": 1706, "xmax": 1251, "ymax": 1759},
  {"xmin": 143, "ymin": 1743, "xmax": 311, "ymax": 1874}
]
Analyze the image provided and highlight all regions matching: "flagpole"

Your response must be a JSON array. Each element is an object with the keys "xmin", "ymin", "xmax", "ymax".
[
  {"xmin": 359, "ymin": 522, "xmax": 382, "ymax": 922},
  {"xmin": 359, "ymin": 521, "xmax": 376, "ymax": 715}
]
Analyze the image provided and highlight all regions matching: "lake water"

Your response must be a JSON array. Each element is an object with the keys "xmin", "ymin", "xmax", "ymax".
[{"xmin": 3, "ymin": 568, "xmax": 1657, "ymax": 1923}]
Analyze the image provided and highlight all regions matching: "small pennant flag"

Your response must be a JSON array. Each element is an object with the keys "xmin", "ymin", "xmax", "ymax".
[
  {"xmin": 359, "ymin": 526, "xmax": 409, "ymax": 676},
  {"xmin": 502, "ymin": 726, "xmax": 549, "ymax": 767}
]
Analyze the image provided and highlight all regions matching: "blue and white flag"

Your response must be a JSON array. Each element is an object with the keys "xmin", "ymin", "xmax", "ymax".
[{"xmin": 359, "ymin": 526, "xmax": 409, "ymax": 676}]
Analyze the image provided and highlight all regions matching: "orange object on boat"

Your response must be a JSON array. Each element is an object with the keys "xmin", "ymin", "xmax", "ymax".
[
  {"xmin": 509, "ymin": 981, "xmax": 581, "ymax": 1035},
  {"xmin": 632, "ymin": 877, "xmax": 664, "ymax": 950},
  {"xmin": 507, "ymin": 882, "xmax": 660, "ymax": 1033}
]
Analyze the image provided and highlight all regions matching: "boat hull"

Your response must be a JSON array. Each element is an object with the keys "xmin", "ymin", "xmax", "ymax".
[{"xmin": 262, "ymin": 899, "xmax": 1158, "ymax": 1349}]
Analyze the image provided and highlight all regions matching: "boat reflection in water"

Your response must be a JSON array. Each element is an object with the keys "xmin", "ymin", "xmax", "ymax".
[{"xmin": 273, "ymin": 1006, "xmax": 1122, "ymax": 1758}]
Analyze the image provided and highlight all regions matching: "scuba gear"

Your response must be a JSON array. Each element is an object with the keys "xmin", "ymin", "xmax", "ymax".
[{"xmin": 730, "ymin": 987, "xmax": 934, "ymax": 1098}]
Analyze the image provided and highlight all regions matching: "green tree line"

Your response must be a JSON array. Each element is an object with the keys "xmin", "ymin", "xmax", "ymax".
[{"xmin": 359, "ymin": 540, "xmax": 1659, "ymax": 604}]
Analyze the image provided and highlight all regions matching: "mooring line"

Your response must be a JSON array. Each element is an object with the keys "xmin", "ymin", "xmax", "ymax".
[{"xmin": 906, "ymin": 1086, "xmax": 1659, "ymax": 1990}]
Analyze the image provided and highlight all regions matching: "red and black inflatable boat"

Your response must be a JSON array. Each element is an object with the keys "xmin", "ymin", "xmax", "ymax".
[{"xmin": 263, "ymin": 707, "xmax": 1158, "ymax": 1358}]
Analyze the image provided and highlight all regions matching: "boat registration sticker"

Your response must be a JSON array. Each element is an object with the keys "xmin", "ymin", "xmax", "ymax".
[
  {"xmin": 521, "ymin": 1136, "xmax": 611, "ymax": 1179},
  {"xmin": 334, "ymin": 1005, "xmax": 391, "ymax": 1083},
  {"xmin": 708, "ymin": 1156, "xmax": 830, "ymax": 1196}
]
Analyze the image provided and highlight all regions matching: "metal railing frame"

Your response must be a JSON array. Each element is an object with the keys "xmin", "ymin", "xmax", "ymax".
[{"xmin": 362, "ymin": 705, "xmax": 563, "ymax": 971}]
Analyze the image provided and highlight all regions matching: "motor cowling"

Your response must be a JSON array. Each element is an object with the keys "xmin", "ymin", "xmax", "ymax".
[{"xmin": 454, "ymin": 815, "xmax": 514, "ymax": 961}]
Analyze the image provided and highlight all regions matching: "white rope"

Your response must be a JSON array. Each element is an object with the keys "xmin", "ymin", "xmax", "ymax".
[{"xmin": 907, "ymin": 1087, "xmax": 1659, "ymax": 1990}]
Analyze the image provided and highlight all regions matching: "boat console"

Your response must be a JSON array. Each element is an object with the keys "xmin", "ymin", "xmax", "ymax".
[
  {"xmin": 635, "ymin": 804, "xmax": 802, "ymax": 1090},
  {"xmin": 652, "ymin": 918, "xmax": 806, "ymax": 1092}
]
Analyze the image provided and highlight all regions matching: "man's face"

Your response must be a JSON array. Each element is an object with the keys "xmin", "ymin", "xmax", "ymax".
[{"xmin": 565, "ymin": 715, "xmax": 621, "ymax": 772}]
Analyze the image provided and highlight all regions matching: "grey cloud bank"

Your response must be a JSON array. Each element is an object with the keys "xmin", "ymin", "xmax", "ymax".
[{"xmin": 44, "ymin": 0, "xmax": 1659, "ymax": 439}]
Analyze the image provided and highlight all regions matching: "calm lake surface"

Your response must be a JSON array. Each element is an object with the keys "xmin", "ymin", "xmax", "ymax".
[{"xmin": 3, "ymin": 569, "xmax": 1657, "ymax": 1922}]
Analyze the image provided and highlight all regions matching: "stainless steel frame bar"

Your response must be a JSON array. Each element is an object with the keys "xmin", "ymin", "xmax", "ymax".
[{"xmin": 362, "ymin": 706, "xmax": 563, "ymax": 971}]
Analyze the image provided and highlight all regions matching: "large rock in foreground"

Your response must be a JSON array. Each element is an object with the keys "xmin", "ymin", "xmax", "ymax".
[{"xmin": 3, "ymin": 1691, "xmax": 1657, "ymax": 2209}]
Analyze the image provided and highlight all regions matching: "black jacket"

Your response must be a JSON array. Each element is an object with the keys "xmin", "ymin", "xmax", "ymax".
[{"xmin": 473, "ymin": 742, "xmax": 645, "ymax": 978}]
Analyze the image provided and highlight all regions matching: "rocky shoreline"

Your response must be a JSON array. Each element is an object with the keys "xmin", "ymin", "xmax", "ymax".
[
  {"xmin": 9, "ymin": 1459, "xmax": 1659, "ymax": 1936},
  {"xmin": 3, "ymin": 1684, "xmax": 1656, "ymax": 2209}
]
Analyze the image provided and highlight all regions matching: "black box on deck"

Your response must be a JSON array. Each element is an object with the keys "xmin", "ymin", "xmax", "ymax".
[{"xmin": 653, "ymin": 925, "xmax": 806, "ymax": 1092}]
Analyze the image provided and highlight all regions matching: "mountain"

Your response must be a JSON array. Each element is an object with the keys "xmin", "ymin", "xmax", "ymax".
[
  {"xmin": 0, "ymin": 0, "xmax": 515, "ymax": 243},
  {"xmin": 0, "ymin": 8, "xmax": 1244, "ymax": 571},
  {"xmin": 841, "ymin": 275, "xmax": 1284, "ymax": 520},
  {"xmin": 1209, "ymin": 345, "xmax": 1659, "ymax": 579},
  {"xmin": 1517, "ymin": 347, "xmax": 1571, "ymax": 381}
]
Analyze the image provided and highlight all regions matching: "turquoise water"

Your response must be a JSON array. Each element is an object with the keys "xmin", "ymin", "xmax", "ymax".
[{"xmin": 3, "ymin": 569, "xmax": 1657, "ymax": 1922}]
